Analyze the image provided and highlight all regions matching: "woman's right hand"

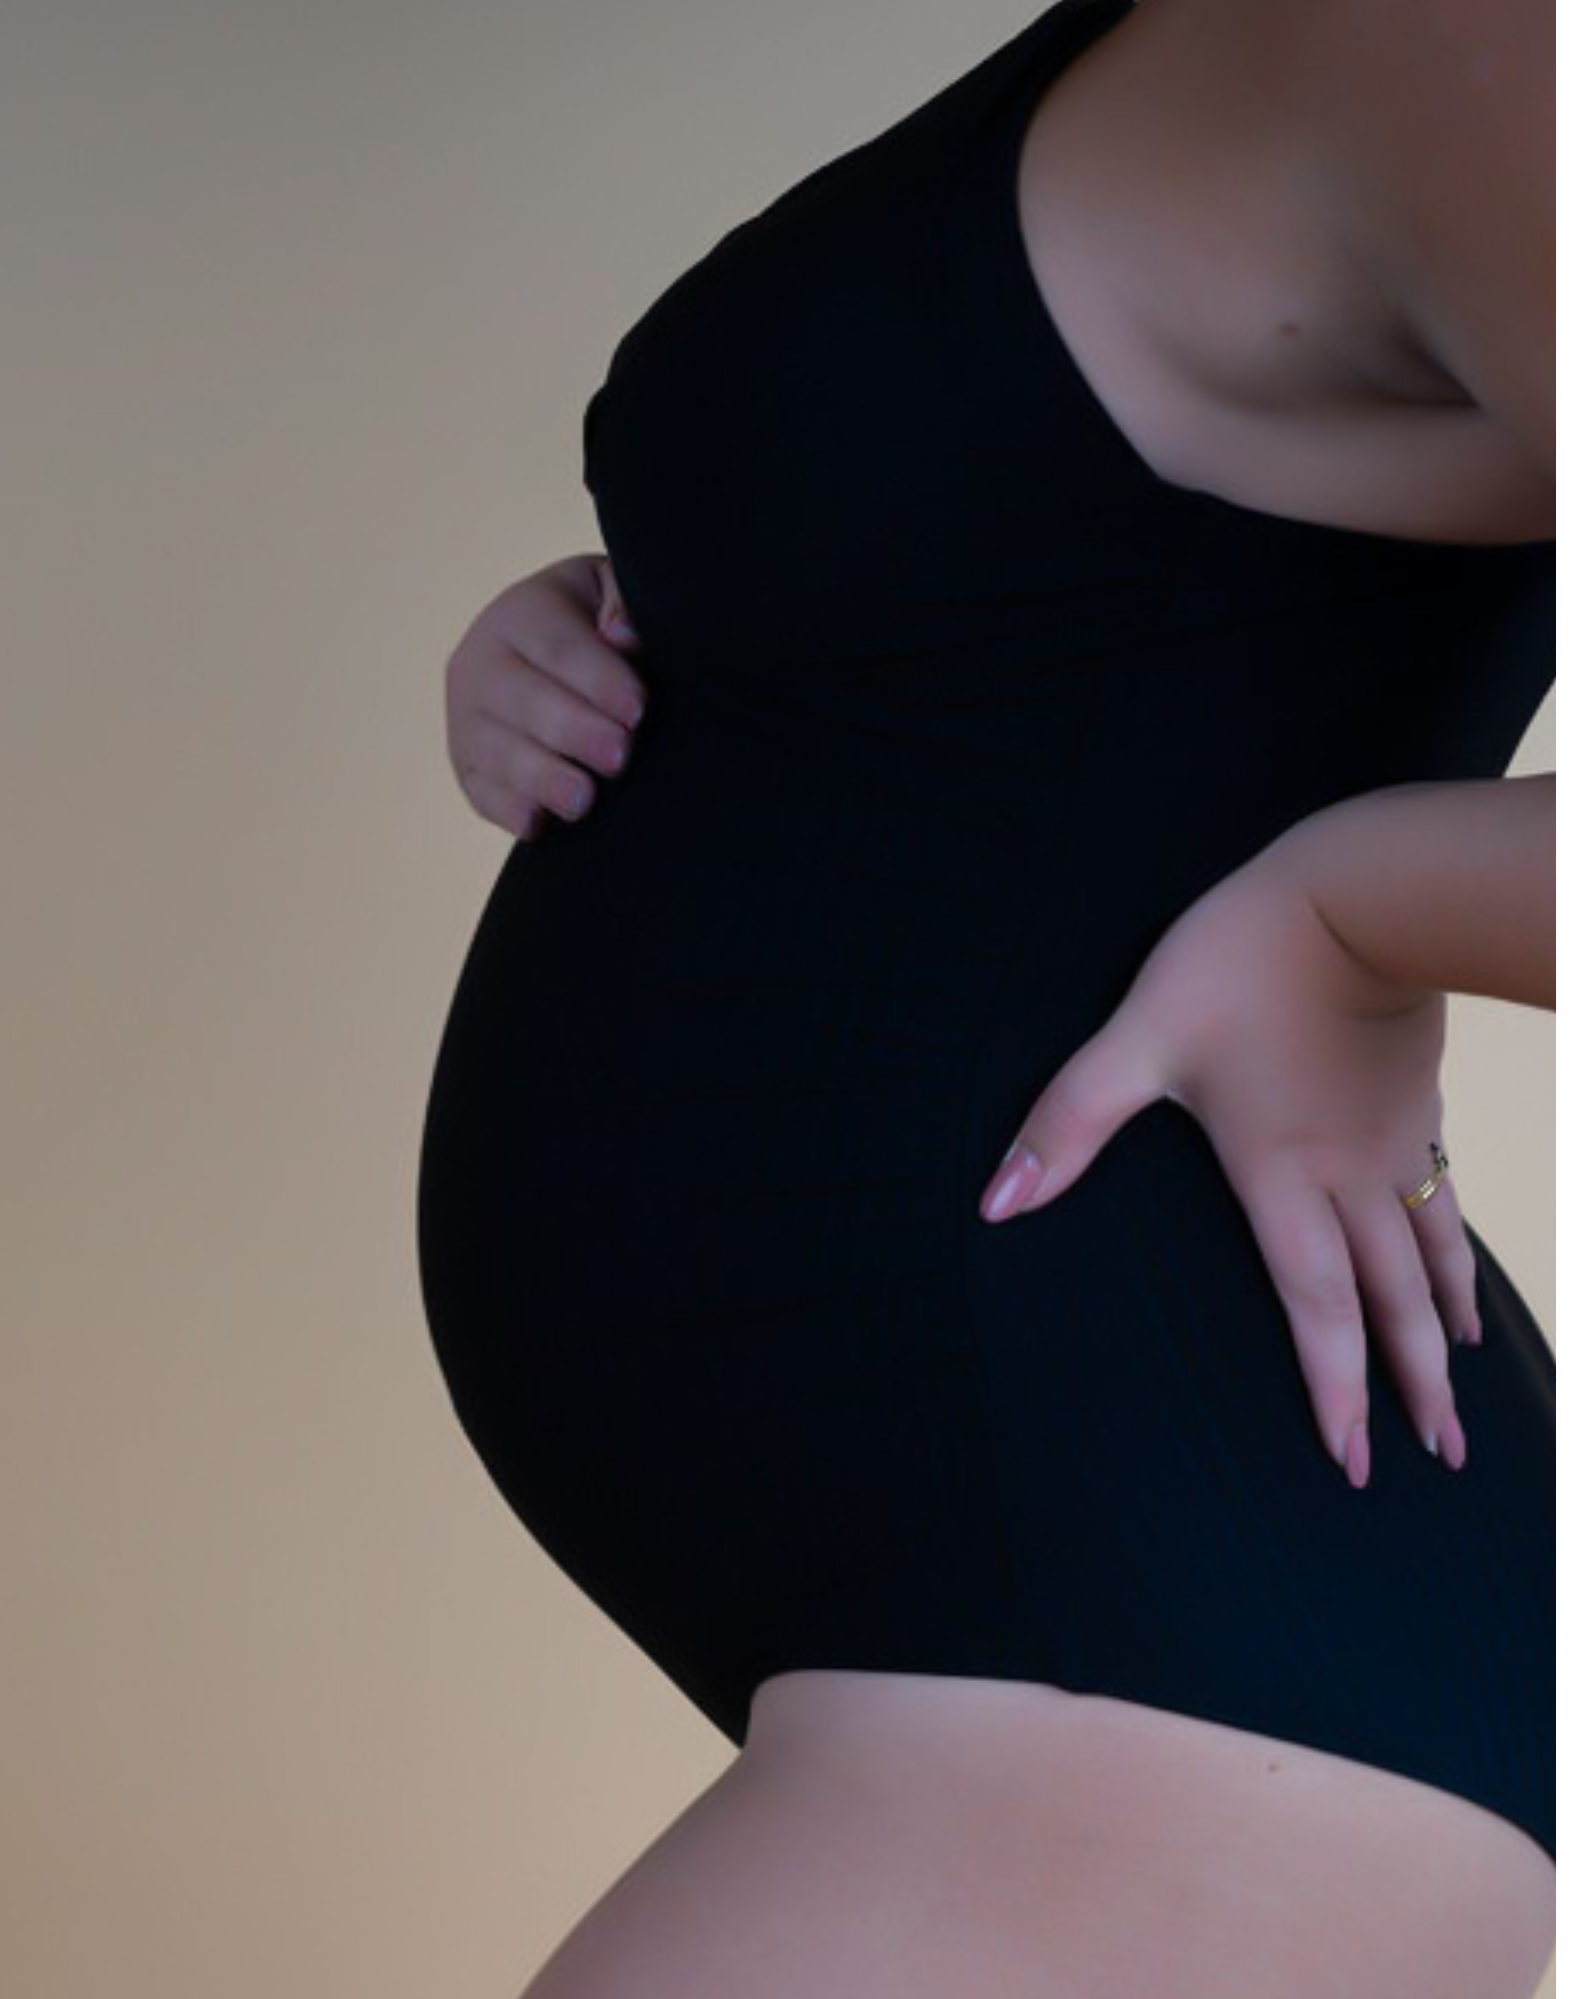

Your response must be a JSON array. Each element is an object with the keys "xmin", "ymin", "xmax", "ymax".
[{"xmin": 444, "ymin": 552, "xmax": 647, "ymax": 840}]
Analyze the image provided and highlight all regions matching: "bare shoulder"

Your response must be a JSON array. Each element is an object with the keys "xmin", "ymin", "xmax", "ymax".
[{"xmin": 1278, "ymin": 0, "xmax": 1552, "ymax": 482}]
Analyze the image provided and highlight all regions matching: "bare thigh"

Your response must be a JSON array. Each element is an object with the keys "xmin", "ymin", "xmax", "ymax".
[{"xmin": 518, "ymin": 1670, "xmax": 1554, "ymax": 1999}]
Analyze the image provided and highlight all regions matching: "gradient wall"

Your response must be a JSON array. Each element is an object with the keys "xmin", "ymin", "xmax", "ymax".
[{"xmin": 1, "ymin": 4, "xmax": 1554, "ymax": 1993}]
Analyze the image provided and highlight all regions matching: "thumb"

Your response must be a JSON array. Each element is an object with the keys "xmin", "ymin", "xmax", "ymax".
[{"xmin": 979, "ymin": 1015, "xmax": 1166, "ymax": 1224}]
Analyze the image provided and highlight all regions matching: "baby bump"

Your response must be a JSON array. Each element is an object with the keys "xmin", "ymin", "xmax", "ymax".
[{"xmin": 415, "ymin": 700, "xmax": 1039, "ymax": 1504}]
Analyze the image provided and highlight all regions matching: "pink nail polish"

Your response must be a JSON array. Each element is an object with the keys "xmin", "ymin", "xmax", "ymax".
[
  {"xmin": 985, "ymin": 1142, "xmax": 1042, "ymax": 1222},
  {"xmin": 983, "ymin": 1158, "xmax": 1029, "ymax": 1221},
  {"xmin": 1341, "ymin": 1419, "xmax": 1370, "ymax": 1489}
]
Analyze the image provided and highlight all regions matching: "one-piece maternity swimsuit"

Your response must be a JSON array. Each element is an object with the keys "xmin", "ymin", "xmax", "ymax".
[{"xmin": 416, "ymin": 0, "xmax": 1555, "ymax": 1863}]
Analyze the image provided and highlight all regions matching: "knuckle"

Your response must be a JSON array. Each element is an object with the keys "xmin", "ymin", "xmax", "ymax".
[
  {"xmin": 1284, "ymin": 1268, "xmax": 1360, "ymax": 1326},
  {"xmin": 1037, "ymin": 1078, "xmax": 1098, "ymax": 1144}
]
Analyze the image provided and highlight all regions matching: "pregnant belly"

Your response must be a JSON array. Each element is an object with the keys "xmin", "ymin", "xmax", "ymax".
[
  {"xmin": 420, "ymin": 700, "xmax": 1058, "ymax": 1296},
  {"xmin": 415, "ymin": 695, "xmax": 1555, "ymax": 1774},
  {"xmin": 414, "ymin": 699, "xmax": 1070, "ymax": 1602}
]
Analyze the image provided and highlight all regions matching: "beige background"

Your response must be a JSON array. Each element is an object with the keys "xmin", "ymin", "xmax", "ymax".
[{"xmin": 2, "ymin": 3, "xmax": 1555, "ymax": 1994}]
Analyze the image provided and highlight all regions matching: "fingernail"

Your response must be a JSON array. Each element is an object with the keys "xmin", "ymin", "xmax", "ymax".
[
  {"xmin": 1438, "ymin": 1408, "xmax": 1468, "ymax": 1472},
  {"xmin": 982, "ymin": 1143, "xmax": 1036, "ymax": 1223},
  {"xmin": 1339, "ymin": 1419, "xmax": 1370, "ymax": 1489},
  {"xmin": 1422, "ymin": 1428, "xmax": 1439, "ymax": 1457},
  {"xmin": 624, "ymin": 692, "xmax": 646, "ymax": 727}
]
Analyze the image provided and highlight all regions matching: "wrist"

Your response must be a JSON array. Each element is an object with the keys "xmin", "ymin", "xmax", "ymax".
[
  {"xmin": 1269, "ymin": 799, "xmax": 1440, "ymax": 1016},
  {"xmin": 1268, "ymin": 774, "xmax": 1552, "ymax": 1009}
]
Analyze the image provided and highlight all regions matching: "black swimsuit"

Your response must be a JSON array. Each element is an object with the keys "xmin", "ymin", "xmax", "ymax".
[{"xmin": 417, "ymin": 0, "xmax": 1554, "ymax": 1863}]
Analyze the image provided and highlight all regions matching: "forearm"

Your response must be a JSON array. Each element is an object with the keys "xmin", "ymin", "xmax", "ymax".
[{"xmin": 1276, "ymin": 772, "xmax": 1554, "ymax": 1010}]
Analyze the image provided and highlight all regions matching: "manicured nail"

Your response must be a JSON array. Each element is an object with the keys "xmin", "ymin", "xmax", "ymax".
[
  {"xmin": 982, "ymin": 1143, "xmax": 1037, "ymax": 1222},
  {"xmin": 1437, "ymin": 1408, "xmax": 1468, "ymax": 1472},
  {"xmin": 1340, "ymin": 1419, "xmax": 1370, "ymax": 1489}
]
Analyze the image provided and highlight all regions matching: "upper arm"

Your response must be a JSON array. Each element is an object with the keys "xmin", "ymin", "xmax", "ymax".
[{"xmin": 1304, "ymin": 0, "xmax": 1552, "ymax": 482}]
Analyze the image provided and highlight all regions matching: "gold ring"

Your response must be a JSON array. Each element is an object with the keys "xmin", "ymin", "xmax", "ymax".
[{"xmin": 1402, "ymin": 1140, "xmax": 1451, "ymax": 1210}]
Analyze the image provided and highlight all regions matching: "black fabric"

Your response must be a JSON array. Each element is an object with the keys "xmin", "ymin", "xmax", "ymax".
[{"xmin": 417, "ymin": 0, "xmax": 1554, "ymax": 1863}]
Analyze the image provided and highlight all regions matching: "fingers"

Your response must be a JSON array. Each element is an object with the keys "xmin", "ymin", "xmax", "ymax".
[
  {"xmin": 1226, "ymin": 1149, "xmax": 1478, "ymax": 1486},
  {"xmin": 1331, "ymin": 1182, "xmax": 1467, "ymax": 1471},
  {"xmin": 462, "ymin": 566, "xmax": 648, "ymax": 727},
  {"xmin": 444, "ymin": 558, "xmax": 650, "ymax": 837},
  {"xmin": 456, "ymin": 763, "xmax": 546, "ymax": 843},
  {"xmin": 475, "ymin": 643, "xmax": 639, "ymax": 786},
  {"xmin": 1224, "ymin": 1163, "xmax": 1371, "ymax": 1487},
  {"xmin": 1401, "ymin": 1169, "xmax": 1483, "ymax": 1347},
  {"xmin": 455, "ymin": 708, "xmax": 609, "ymax": 830}
]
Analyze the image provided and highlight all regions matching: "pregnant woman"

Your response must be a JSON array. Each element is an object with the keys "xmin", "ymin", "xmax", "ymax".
[{"xmin": 418, "ymin": 0, "xmax": 1554, "ymax": 1991}]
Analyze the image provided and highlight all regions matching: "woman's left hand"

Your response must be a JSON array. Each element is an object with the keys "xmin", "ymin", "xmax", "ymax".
[{"xmin": 977, "ymin": 824, "xmax": 1479, "ymax": 1488}]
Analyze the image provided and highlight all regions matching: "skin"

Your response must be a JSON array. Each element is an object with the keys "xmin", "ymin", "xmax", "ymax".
[
  {"xmin": 978, "ymin": 780, "xmax": 1555, "ymax": 1486},
  {"xmin": 1288, "ymin": 774, "xmax": 1555, "ymax": 1013},
  {"xmin": 440, "ymin": 0, "xmax": 1555, "ymax": 1990},
  {"xmin": 517, "ymin": 1678, "xmax": 1555, "ymax": 1999},
  {"xmin": 443, "ymin": 552, "xmax": 648, "ymax": 841},
  {"xmin": 1007, "ymin": 0, "xmax": 1552, "ymax": 541}
]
